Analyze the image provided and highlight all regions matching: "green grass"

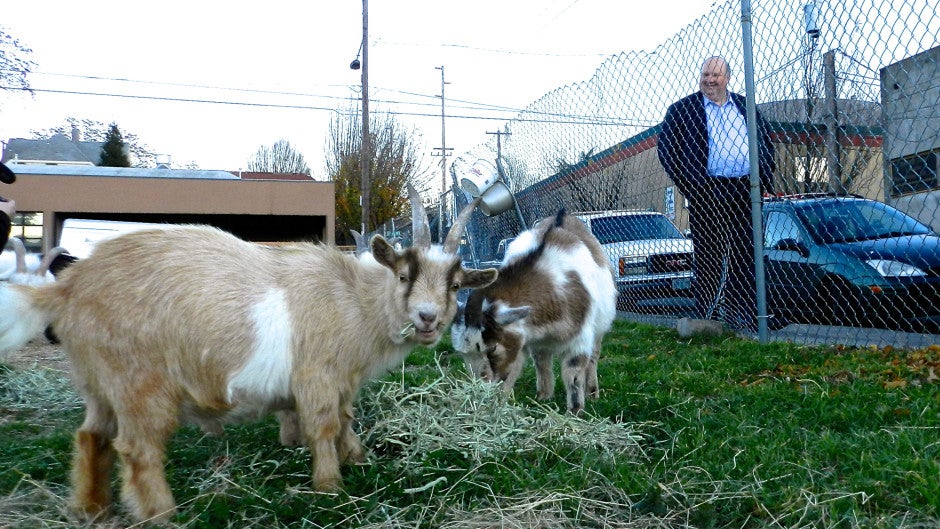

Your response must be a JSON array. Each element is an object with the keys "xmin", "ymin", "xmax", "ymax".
[{"xmin": 1, "ymin": 321, "xmax": 938, "ymax": 528}]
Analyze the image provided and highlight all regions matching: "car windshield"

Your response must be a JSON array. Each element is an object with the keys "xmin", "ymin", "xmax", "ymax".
[
  {"xmin": 590, "ymin": 214, "xmax": 684, "ymax": 244},
  {"xmin": 796, "ymin": 199, "xmax": 933, "ymax": 244}
]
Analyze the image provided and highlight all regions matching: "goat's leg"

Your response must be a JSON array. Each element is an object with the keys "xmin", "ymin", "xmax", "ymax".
[
  {"xmin": 112, "ymin": 395, "xmax": 179, "ymax": 524},
  {"xmin": 532, "ymin": 349, "xmax": 555, "ymax": 400},
  {"xmin": 561, "ymin": 353, "xmax": 590, "ymax": 414},
  {"xmin": 296, "ymin": 387, "xmax": 343, "ymax": 491},
  {"xmin": 276, "ymin": 410, "xmax": 303, "ymax": 447},
  {"xmin": 499, "ymin": 345, "xmax": 527, "ymax": 396},
  {"xmin": 337, "ymin": 399, "xmax": 364, "ymax": 464},
  {"xmin": 586, "ymin": 344, "xmax": 600, "ymax": 400},
  {"xmin": 70, "ymin": 397, "xmax": 117, "ymax": 521}
]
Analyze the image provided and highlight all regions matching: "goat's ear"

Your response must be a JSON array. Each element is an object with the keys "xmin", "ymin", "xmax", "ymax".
[
  {"xmin": 493, "ymin": 305, "xmax": 531, "ymax": 326},
  {"xmin": 370, "ymin": 235, "xmax": 398, "ymax": 270},
  {"xmin": 462, "ymin": 268, "xmax": 497, "ymax": 290}
]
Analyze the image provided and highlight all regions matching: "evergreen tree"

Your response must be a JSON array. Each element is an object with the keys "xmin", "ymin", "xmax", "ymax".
[{"xmin": 98, "ymin": 123, "xmax": 131, "ymax": 167}]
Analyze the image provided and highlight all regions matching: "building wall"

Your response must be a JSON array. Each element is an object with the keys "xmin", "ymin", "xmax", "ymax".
[
  {"xmin": 11, "ymin": 171, "xmax": 336, "ymax": 252},
  {"xmin": 881, "ymin": 45, "xmax": 940, "ymax": 230}
]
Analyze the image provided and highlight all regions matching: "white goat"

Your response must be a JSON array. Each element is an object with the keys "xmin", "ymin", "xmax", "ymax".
[
  {"xmin": 0, "ymin": 186, "xmax": 497, "ymax": 524},
  {"xmin": 450, "ymin": 209, "xmax": 616, "ymax": 414},
  {"xmin": 0, "ymin": 237, "xmax": 67, "ymax": 286}
]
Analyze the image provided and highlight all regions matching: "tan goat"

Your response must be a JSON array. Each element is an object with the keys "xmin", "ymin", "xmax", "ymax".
[{"xmin": 0, "ymin": 187, "xmax": 497, "ymax": 524}]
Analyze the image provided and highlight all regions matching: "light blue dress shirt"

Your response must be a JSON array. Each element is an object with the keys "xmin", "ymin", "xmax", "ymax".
[{"xmin": 704, "ymin": 94, "xmax": 750, "ymax": 178}]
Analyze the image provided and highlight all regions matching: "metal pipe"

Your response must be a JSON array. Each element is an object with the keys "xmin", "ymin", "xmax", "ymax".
[{"xmin": 740, "ymin": 0, "xmax": 770, "ymax": 342}]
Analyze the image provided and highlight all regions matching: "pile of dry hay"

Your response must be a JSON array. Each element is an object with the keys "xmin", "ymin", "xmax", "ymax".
[{"xmin": 361, "ymin": 360, "xmax": 646, "ymax": 471}]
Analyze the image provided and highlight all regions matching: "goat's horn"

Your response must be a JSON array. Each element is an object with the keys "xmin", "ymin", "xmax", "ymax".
[
  {"xmin": 10, "ymin": 237, "xmax": 27, "ymax": 274},
  {"xmin": 350, "ymin": 230, "xmax": 368, "ymax": 256},
  {"xmin": 444, "ymin": 196, "xmax": 481, "ymax": 255},
  {"xmin": 408, "ymin": 183, "xmax": 431, "ymax": 249},
  {"xmin": 37, "ymin": 247, "xmax": 67, "ymax": 276}
]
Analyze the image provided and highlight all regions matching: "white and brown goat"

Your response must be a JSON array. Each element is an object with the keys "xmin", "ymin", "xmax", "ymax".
[
  {"xmin": 450, "ymin": 209, "xmax": 616, "ymax": 414},
  {"xmin": 0, "ymin": 237, "xmax": 67, "ymax": 285},
  {"xmin": 0, "ymin": 186, "xmax": 497, "ymax": 524}
]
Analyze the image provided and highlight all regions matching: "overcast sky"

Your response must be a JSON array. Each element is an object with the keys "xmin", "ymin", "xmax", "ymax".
[{"xmin": 0, "ymin": 1, "xmax": 715, "ymax": 178}]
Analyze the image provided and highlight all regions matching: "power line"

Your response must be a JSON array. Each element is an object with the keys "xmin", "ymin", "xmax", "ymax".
[
  {"xmin": 32, "ymin": 70, "xmax": 532, "ymax": 118},
  {"xmin": 3, "ymin": 85, "xmax": 649, "ymax": 128}
]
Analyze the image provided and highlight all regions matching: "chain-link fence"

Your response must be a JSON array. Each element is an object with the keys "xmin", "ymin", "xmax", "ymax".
[{"xmin": 378, "ymin": 0, "xmax": 940, "ymax": 343}]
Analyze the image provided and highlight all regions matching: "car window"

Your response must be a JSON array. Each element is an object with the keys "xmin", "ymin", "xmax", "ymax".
[
  {"xmin": 764, "ymin": 211, "xmax": 803, "ymax": 248},
  {"xmin": 797, "ymin": 199, "xmax": 932, "ymax": 244},
  {"xmin": 590, "ymin": 215, "xmax": 684, "ymax": 244}
]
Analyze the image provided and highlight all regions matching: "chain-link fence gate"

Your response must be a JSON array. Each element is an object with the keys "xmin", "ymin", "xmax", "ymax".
[{"xmin": 375, "ymin": 0, "xmax": 939, "ymax": 344}]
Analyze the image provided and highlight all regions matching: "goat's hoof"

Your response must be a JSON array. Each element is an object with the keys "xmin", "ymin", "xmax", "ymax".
[
  {"xmin": 279, "ymin": 433, "xmax": 303, "ymax": 447},
  {"xmin": 70, "ymin": 503, "xmax": 111, "ymax": 523},
  {"xmin": 313, "ymin": 475, "xmax": 343, "ymax": 492},
  {"xmin": 341, "ymin": 446, "xmax": 365, "ymax": 464}
]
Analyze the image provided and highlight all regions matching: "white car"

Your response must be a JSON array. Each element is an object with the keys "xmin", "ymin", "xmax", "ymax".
[
  {"xmin": 478, "ymin": 236, "xmax": 515, "ymax": 269},
  {"xmin": 58, "ymin": 218, "xmax": 170, "ymax": 259},
  {"xmin": 573, "ymin": 210, "xmax": 694, "ymax": 305}
]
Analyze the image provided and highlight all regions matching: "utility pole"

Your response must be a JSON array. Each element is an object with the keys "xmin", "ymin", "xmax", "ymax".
[
  {"xmin": 823, "ymin": 50, "xmax": 843, "ymax": 194},
  {"xmin": 359, "ymin": 0, "xmax": 371, "ymax": 234},
  {"xmin": 432, "ymin": 65, "xmax": 452, "ymax": 242}
]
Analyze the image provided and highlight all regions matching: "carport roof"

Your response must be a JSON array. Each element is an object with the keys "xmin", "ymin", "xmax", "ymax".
[{"xmin": 6, "ymin": 163, "xmax": 239, "ymax": 180}]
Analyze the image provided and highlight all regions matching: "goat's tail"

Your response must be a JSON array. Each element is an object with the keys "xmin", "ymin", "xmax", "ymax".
[
  {"xmin": 554, "ymin": 208, "xmax": 567, "ymax": 227},
  {"xmin": 0, "ymin": 283, "xmax": 52, "ymax": 357}
]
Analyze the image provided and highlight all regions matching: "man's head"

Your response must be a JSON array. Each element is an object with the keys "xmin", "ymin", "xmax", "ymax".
[{"xmin": 699, "ymin": 56, "xmax": 730, "ymax": 104}]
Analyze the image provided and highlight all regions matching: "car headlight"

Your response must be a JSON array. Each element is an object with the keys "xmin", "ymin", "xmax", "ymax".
[
  {"xmin": 619, "ymin": 255, "xmax": 647, "ymax": 276},
  {"xmin": 865, "ymin": 259, "xmax": 926, "ymax": 277}
]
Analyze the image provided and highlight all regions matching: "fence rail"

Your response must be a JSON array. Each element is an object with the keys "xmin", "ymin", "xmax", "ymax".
[{"xmin": 377, "ymin": 0, "xmax": 940, "ymax": 345}]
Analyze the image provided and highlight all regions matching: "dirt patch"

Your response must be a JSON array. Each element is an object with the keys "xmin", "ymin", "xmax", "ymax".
[{"xmin": 4, "ymin": 338, "xmax": 70, "ymax": 374}]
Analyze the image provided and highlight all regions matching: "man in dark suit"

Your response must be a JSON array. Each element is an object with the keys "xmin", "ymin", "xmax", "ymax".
[{"xmin": 657, "ymin": 56, "xmax": 776, "ymax": 332}]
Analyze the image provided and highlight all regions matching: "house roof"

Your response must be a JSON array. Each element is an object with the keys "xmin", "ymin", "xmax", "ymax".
[
  {"xmin": 1, "ymin": 134, "xmax": 105, "ymax": 165},
  {"xmin": 234, "ymin": 171, "xmax": 314, "ymax": 181}
]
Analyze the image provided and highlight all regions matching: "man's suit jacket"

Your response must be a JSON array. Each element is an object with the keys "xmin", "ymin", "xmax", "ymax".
[{"xmin": 656, "ymin": 91, "xmax": 776, "ymax": 201}]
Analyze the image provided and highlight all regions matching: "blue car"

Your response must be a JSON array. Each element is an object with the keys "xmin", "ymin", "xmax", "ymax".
[{"xmin": 763, "ymin": 194, "xmax": 940, "ymax": 333}]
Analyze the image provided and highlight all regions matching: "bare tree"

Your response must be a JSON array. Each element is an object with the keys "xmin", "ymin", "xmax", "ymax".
[
  {"xmin": 325, "ymin": 104, "xmax": 431, "ymax": 243},
  {"xmin": 246, "ymin": 139, "xmax": 311, "ymax": 175},
  {"xmin": 0, "ymin": 27, "xmax": 35, "ymax": 106}
]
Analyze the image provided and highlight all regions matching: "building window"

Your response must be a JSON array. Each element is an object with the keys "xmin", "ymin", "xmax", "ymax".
[
  {"xmin": 10, "ymin": 212, "xmax": 44, "ymax": 253},
  {"xmin": 890, "ymin": 151, "xmax": 938, "ymax": 196}
]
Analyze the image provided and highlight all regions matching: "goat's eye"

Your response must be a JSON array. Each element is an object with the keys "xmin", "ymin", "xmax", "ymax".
[
  {"xmin": 451, "ymin": 282, "xmax": 460, "ymax": 291},
  {"xmin": 398, "ymin": 274, "xmax": 407, "ymax": 283}
]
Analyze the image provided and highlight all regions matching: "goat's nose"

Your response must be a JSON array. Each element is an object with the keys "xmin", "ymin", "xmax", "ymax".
[{"xmin": 418, "ymin": 311, "xmax": 437, "ymax": 325}]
